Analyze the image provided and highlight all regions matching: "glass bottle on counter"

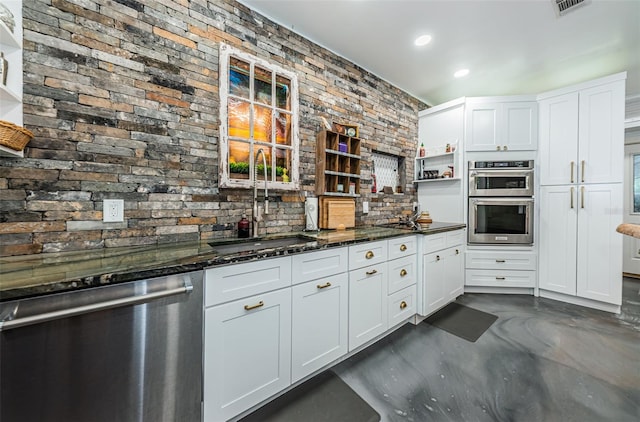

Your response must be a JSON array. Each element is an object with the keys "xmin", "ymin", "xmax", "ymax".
[{"xmin": 238, "ymin": 214, "xmax": 250, "ymax": 238}]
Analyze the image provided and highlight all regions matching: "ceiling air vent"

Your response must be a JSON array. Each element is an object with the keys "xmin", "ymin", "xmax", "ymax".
[{"xmin": 552, "ymin": 0, "xmax": 590, "ymax": 17}]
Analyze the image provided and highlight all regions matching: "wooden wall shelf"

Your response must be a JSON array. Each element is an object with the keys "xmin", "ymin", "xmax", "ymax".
[{"xmin": 316, "ymin": 130, "xmax": 361, "ymax": 197}]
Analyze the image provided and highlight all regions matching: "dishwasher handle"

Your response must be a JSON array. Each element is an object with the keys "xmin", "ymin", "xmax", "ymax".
[{"xmin": 0, "ymin": 275, "xmax": 193, "ymax": 332}]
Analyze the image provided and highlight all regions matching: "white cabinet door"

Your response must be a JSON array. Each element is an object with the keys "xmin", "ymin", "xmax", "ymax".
[
  {"xmin": 443, "ymin": 246, "xmax": 464, "ymax": 301},
  {"xmin": 539, "ymin": 184, "xmax": 623, "ymax": 306},
  {"xmin": 466, "ymin": 101, "xmax": 537, "ymax": 152},
  {"xmin": 577, "ymin": 81, "xmax": 625, "ymax": 184},
  {"xmin": 348, "ymin": 263, "xmax": 388, "ymax": 351},
  {"xmin": 539, "ymin": 186, "xmax": 578, "ymax": 295},
  {"xmin": 539, "ymin": 80, "xmax": 624, "ymax": 186},
  {"xmin": 204, "ymin": 288, "xmax": 292, "ymax": 422},
  {"xmin": 576, "ymin": 183, "xmax": 623, "ymax": 305},
  {"xmin": 291, "ymin": 273, "xmax": 349, "ymax": 383},
  {"xmin": 538, "ymin": 93, "xmax": 580, "ymax": 186},
  {"xmin": 503, "ymin": 101, "xmax": 538, "ymax": 151},
  {"xmin": 465, "ymin": 102, "xmax": 499, "ymax": 151},
  {"xmin": 422, "ymin": 250, "xmax": 446, "ymax": 316}
]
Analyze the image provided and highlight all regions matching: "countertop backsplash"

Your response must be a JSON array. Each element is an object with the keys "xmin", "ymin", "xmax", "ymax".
[{"xmin": 0, "ymin": 0, "xmax": 425, "ymax": 257}]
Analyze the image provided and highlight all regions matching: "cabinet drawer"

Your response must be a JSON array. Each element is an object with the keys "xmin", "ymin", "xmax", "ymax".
[
  {"xmin": 387, "ymin": 235, "xmax": 417, "ymax": 260},
  {"xmin": 205, "ymin": 256, "xmax": 292, "ymax": 307},
  {"xmin": 387, "ymin": 255, "xmax": 416, "ymax": 294},
  {"xmin": 423, "ymin": 229, "xmax": 465, "ymax": 254},
  {"xmin": 466, "ymin": 250, "xmax": 537, "ymax": 271},
  {"xmin": 292, "ymin": 247, "xmax": 348, "ymax": 284},
  {"xmin": 349, "ymin": 240, "xmax": 387, "ymax": 270},
  {"xmin": 465, "ymin": 269, "xmax": 536, "ymax": 288},
  {"xmin": 445, "ymin": 229, "xmax": 465, "ymax": 247},
  {"xmin": 388, "ymin": 285, "xmax": 416, "ymax": 328}
]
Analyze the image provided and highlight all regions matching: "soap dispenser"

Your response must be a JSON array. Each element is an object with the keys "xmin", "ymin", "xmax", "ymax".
[{"xmin": 238, "ymin": 214, "xmax": 250, "ymax": 238}]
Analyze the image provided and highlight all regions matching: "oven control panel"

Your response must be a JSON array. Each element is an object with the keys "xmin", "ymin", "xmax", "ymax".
[{"xmin": 470, "ymin": 160, "xmax": 533, "ymax": 169}]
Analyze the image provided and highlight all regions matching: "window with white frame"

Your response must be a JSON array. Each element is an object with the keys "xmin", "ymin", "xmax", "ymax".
[
  {"xmin": 219, "ymin": 44, "xmax": 299, "ymax": 190},
  {"xmin": 633, "ymin": 153, "xmax": 640, "ymax": 213}
]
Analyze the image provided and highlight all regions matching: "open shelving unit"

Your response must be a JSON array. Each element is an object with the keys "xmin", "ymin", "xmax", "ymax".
[
  {"xmin": 315, "ymin": 130, "xmax": 361, "ymax": 197},
  {"xmin": 413, "ymin": 143, "xmax": 460, "ymax": 183}
]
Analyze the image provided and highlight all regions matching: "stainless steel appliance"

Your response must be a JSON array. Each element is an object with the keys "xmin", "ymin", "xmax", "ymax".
[
  {"xmin": 468, "ymin": 160, "xmax": 534, "ymax": 245},
  {"xmin": 0, "ymin": 272, "xmax": 203, "ymax": 422},
  {"xmin": 468, "ymin": 160, "xmax": 534, "ymax": 197},
  {"xmin": 468, "ymin": 197, "xmax": 534, "ymax": 244}
]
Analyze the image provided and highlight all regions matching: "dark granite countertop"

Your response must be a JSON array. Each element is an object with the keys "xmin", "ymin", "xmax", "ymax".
[{"xmin": 0, "ymin": 222, "xmax": 465, "ymax": 302}]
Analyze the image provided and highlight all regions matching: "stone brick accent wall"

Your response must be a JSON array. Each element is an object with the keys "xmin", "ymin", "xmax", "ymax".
[{"xmin": 0, "ymin": 0, "xmax": 425, "ymax": 256}]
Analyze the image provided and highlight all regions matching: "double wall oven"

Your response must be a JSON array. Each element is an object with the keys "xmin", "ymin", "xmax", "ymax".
[{"xmin": 468, "ymin": 160, "xmax": 534, "ymax": 245}]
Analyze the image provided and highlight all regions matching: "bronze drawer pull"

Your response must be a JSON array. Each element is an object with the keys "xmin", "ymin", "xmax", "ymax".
[
  {"xmin": 400, "ymin": 269, "xmax": 407, "ymax": 277},
  {"xmin": 496, "ymin": 259, "xmax": 506, "ymax": 263},
  {"xmin": 317, "ymin": 282, "xmax": 332, "ymax": 289},
  {"xmin": 571, "ymin": 187, "xmax": 575, "ymax": 209},
  {"xmin": 366, "ymin": 269, "xmax": 378, "ymax": 275},
  {"xmin": 400, "ymin": 301, "xmax": 407, "ymax": 310},
  {"xmin": 400, "ymin": 244, "xmax": 407, "ymax": 251},
  {"xmin": 365, "ymin": 251, "xmax": 374, "ymax": 259},
  {"xmin": 496, "ymin": 276, "xmax": 506, "ymax": 280},
  {"xmin": 244, "ymin": 301, "xmax": 264, "ymax": 311},
  {"xmin": 455, "ymin": 249, "xmax": 460, "ymax": 255},
  {"xmin": 436, "ymin": 255, "xmax": 440, "ymax": 262},
  {"xmin": 570, "ymin": 161, "xmax": 575, "ymax": 183}
]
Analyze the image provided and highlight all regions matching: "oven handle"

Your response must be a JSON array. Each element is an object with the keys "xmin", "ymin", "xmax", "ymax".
[{"xmin": 0, "ymin": 276, "xmax": 193, "ymax": 331}]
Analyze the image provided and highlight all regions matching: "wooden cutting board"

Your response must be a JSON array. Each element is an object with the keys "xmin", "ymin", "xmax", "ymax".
[{"xmin": 319, "ymin": 197, "xmax": 355, "ymax": 229}]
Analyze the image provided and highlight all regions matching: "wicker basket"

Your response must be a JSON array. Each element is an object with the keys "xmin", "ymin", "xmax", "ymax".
[{"xmin": 0, "ymin": 120, "xmax": 34, "ymax": 151}]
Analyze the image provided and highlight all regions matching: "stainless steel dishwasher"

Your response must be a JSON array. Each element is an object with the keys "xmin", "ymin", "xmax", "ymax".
[{"xmin": 0, "ymin": 271, "xmax": 203, "ymax": 422}]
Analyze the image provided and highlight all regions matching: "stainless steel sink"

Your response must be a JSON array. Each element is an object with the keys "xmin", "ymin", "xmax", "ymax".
[
  {"xmin": 208, "ymin": 235, "xmax": 317, "ymax": 255},
  {"xmin": 380, "ymin": 222, "xmax": 419, "ymax": 231}
]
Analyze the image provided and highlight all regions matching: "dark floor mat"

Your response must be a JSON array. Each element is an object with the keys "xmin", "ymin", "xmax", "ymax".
[
  {"xmin": 239, "ymin": 370, "xmax": 380, "ymax": 422},
  {"xmin": 424, "ymin": 302, "xmax": 498, "ymax": 342}
]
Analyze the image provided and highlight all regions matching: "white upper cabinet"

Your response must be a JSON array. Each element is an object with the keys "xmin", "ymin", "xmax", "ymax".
[
  {"xmin": 465, "ymin": 99, "xmax": 538, "ymax": 152},
  {"xmin": 577, "ymin": 81, "xmax": 625, "ymax": 184},
  {"xmin": 538, "ymin": 93, "xmax": 580, "ymax": 185},
  {"xmin": 539, "ymin": 76, "xmax": 625, "ymax": 186}
]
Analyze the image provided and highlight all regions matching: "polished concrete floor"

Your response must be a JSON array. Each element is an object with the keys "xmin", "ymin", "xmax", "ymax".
[{"xmin": 333, "ymin": 278, "xmax": 640, "ymax": 422}]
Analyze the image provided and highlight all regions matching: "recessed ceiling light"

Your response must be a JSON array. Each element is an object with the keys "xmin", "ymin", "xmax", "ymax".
[
  {"xmin": 454, "ymin": 69, "xmax": 470, "ymax": 78},
  {"xmin": 414, "ymin": 35, "xmax": 432, "ymax": 47}
]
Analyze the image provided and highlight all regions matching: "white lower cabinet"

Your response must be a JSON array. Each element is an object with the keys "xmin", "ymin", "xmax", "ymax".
[
  {"xmin": 291, "ymin": 272, "xmax": 348, "ymax": 383},
  {"xmin": 539, "ymin": 183, "xmax": 623, "ymax": 307},
  {"xmin": 465, "ymin": 249, "xmax": 537, "ymax": 288},
  {"xmin": 204, "ymin": 288, "xmax": 292, "ymax": 422},
  {"xmin": 203, "ymin": 234, "xmax": 453, "ymax": 420},
  {"xmin": 420, "ymin": 229, "xmax": 465, "ymax": 316}
]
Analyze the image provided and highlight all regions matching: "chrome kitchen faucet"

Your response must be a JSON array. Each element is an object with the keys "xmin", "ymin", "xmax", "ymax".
[{"xmin": 253, "ymin": 148, "xmax": 269, "ymax": 238}]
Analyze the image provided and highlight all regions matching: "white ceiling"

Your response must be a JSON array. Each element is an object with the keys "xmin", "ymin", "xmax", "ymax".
[{"xmin": 239, "ymin": 0, "xmax": 640, "ymax": 107}]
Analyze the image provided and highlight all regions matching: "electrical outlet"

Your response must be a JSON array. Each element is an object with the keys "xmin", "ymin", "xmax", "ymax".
[
  {"xmin": 363, "ymin": 201, "xmax": 369, "ymax": 214},
  {"xmin": 103, "ymin": 199, "xmax": 124, "ymax": 222}
]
